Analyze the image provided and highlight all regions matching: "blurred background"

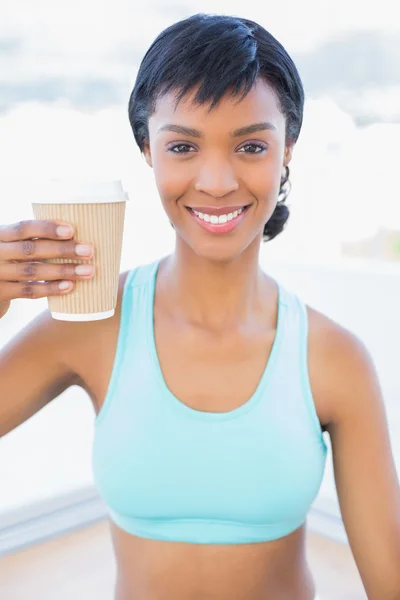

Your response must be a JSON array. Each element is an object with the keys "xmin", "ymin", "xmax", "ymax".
[{"xmin": 0, "ymin": 1, "xmax": 399, "ymax": 598}]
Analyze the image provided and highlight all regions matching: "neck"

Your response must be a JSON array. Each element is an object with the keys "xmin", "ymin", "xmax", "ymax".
[{"xmin": 160, "ymin": 238, "xmax": 270, "ymax": 330}]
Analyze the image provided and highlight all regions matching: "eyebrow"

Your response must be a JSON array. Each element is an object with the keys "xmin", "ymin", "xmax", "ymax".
[{"xmin": 157, "ymin": 121, "xmax": 277, "ymax": 138}]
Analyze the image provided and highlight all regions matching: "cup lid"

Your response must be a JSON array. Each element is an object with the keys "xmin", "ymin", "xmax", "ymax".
[{"xmin": 31, "ymin": 179, "xmax": 129, "ymax": 204}]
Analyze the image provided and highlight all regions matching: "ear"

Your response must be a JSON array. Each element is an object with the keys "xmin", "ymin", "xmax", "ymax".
[
  {"xmin": 283, "ymin": 142, "xmax": 295, "ymax": 167},
  {"xmin": 142, "ymin": 141, "xmax": 153, "ymax": 168}
]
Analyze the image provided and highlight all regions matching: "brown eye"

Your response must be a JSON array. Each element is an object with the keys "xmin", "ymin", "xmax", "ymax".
[
  {"xmin": 237, "ymin": 143, "xmax": 267, "ymax": 154},
  {"xmin": 167, "ymin": 143, "xmax": 196, "ymax": 154}
]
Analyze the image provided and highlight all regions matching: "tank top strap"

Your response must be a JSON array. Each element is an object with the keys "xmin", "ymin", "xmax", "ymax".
[
  {"xmin": 272, "ymin": 281, "xmax": 327, "ymax": 447},
  {"xmin": 129, "ymin": 257, "xmax": 161, "ymax": 288},
  {"xmin": 118, "ymin": 258, "xmax": 160, "ymax": 339}
]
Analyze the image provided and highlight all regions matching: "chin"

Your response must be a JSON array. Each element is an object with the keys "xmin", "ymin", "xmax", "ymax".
[{"xmin": 180, "ymin": 232, "xmax": 261, "ymax": 265}]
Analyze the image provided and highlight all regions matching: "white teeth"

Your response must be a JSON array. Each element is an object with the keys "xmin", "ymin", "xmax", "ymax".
[{"xmin": 192, "ymin": 207, "xmax": 245, "ymax": 224}]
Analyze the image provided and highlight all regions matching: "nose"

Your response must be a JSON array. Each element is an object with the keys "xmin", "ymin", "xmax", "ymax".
[{"xmin": 194, "ymin": 158, "xmax": 239, "ymax": 197}]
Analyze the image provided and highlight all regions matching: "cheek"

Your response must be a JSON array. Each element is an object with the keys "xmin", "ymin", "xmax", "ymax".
[
  {"xmin": 152, "ymin": 154, "xmax": 190, "ymax": 202},
  {"xmin": 251, "ymin": 162, "xmax": 282, "ymax": 204}
]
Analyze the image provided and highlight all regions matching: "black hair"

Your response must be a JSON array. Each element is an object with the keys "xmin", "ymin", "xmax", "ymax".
[{"xmin": 128, "ymin": 13, "xmax": 304, "ymax": 242}]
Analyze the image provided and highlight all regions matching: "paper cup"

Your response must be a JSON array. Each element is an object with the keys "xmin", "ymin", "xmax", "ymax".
[{"xmin": 31, "ymin": 179, "xmax": 129, "ymax": 321}]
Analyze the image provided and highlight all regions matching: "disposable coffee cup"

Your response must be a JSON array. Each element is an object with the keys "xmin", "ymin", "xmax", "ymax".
[{"xmin": 31, "ymin": 179, "xmax": 129, "ymax": 321}]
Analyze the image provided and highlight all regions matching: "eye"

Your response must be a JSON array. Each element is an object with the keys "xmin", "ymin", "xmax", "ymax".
[
  {"xmin": 167, "ymin": 143, "xmax": 196, "ymax": 155},
  {"xmin": 237, "ymin": 142, "xmax": 268, "ymax": 154}
]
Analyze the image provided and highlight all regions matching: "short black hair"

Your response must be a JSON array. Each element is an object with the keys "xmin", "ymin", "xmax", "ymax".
[{"xmin": 128, "ymin": 13, "xmax": 305, "ymax": 241}]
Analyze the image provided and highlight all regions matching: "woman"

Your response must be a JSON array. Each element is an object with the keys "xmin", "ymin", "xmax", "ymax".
[{"xmin": 1, "ymin": 12, "xmax": 400, "ymax": 600}]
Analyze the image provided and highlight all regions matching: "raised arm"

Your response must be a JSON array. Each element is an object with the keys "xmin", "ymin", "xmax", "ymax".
[{"xmin": 0, "ymin": 218, "xmax": 95, "ymax": 437}]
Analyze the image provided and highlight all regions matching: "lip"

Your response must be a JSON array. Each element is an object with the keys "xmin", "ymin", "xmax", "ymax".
[
  {"xmin": 186, "ymin": 204, "xmax": 251, "ymax": 235},
  {"xmin": 185, "ymin": 205, "xmax": 249, "ymax": 216}
]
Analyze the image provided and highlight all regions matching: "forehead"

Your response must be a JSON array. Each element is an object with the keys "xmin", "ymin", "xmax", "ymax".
[{"xmin": 149, "ymin": 78, "xmax": 284, "ymax": 132}]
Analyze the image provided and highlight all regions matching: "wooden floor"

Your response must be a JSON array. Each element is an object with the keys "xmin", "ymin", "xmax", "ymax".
[{"xmin": 0, "ymin": 520, "xmax": 367, "ymax": 599}]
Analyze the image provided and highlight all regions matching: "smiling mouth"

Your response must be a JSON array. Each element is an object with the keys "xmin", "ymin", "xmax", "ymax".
[{"xmin": 185, "ymin": 204, "xmax": 251, "ymax": 224}]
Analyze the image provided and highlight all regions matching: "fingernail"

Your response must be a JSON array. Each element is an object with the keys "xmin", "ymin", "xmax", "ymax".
[
  {"xmin": 57, "ymin": 225, "xmax": 74, "ymax": 237},
  {"xmin": 75, "ymin": 244, "xmax": 93, "ymax": 256},
  {"xmin": 75, "ymin": 265, "xmax": 94, "ymax": 275}
]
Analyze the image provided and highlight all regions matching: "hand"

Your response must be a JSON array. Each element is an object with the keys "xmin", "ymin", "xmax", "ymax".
[{"xmin": 0, "ymin": 220, "xmax": 95, "ymax": 318}]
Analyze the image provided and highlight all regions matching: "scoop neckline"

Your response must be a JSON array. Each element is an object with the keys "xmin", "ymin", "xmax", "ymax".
[{"xmin": 146, "ymin": 258, "xmax": 286, "ymax": 422}]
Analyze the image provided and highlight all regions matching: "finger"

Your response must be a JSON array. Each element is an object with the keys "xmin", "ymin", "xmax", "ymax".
[
  {"xmin": 0, "ymin": 280, "xmax": 75, "ymax": 302},
  {"xmin": 0, "ymin": 220, "xmax": 75, "ymax": 243},
  {"xmin": 0, "ymin": 261, "xmax": 95, "ymax": 282},
  {"xmin": 0, "ymin": 239, "xmax": 94, "ymax": 262},
  {"xmin": 0, "ymin": 300, "xmax": 11, "ymax": 319}
]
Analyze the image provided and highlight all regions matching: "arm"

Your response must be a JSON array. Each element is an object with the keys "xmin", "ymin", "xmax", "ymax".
[
  {"xmin": 0, "ymin": 309, "xmax": 80, "ymax": 437},
  {"xmin": 318, "ymin": 320, "xmax": 400, "ymax": 600},
  {"xmin": 0, "ymin": 270, "xmax": 130, "ymax": 435}
]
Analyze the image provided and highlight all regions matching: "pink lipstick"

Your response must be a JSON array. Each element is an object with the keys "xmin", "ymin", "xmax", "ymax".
[{"xmin": 186, "ymin": 204, "xmax": 251, "ymax": 235}]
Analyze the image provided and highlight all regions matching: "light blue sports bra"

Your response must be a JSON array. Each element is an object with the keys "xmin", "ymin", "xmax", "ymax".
[{"xmin": 92, "ymin": 257, "xmax": 328, "ymax": 544}]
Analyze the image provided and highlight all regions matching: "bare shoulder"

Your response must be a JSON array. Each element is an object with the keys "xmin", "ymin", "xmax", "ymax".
[
  {"xmin": 306, "ymin": 304, "xmax": 381, "ymax": 428},
  {"xmin": 61, "ymin": 270, "xmax": 131, "ymax": 409},
  {"xmin": 48, "ymin": 270, "xmax": 130, "ymax": 360}
]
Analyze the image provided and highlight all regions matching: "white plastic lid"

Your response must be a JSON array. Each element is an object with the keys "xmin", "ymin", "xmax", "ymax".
[{"xmin": 31, "ymin": 179, "xmax": 129, "ymax": 204}]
